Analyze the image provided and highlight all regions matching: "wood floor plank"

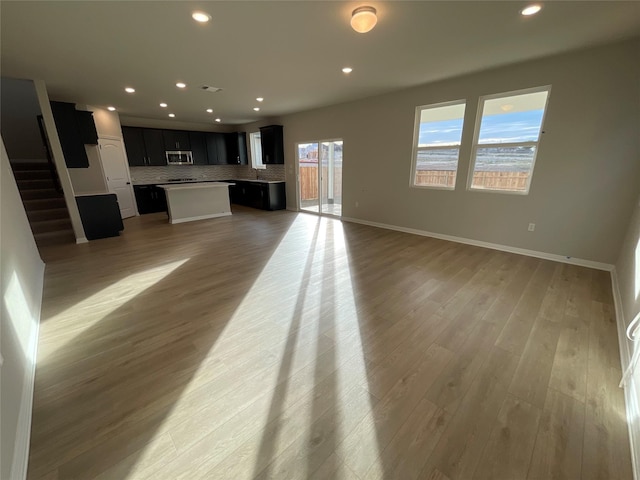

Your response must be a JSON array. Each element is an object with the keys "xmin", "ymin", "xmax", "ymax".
[
  {"xmin": 26, "ymin": 210, "xmax": 631, "ymax": 480},
  {"xmin": 527, "ymin": 389, "xmax": 585, "ymax": 480},
  {"xmin": 472, "ymin": 395, "xmax": 541, "ymax": 480},
  {"xmin": 425, "ymin": 347, "xmax": 519, "ymax": 480}
]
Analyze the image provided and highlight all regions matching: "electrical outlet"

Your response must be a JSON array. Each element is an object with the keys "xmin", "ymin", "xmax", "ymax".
[{"xmin": 528, "ymin": 223, "xmax": 536, "ymax": 232}]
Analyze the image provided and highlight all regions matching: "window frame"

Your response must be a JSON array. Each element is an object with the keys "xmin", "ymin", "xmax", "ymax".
[
  {"xmin": 409, "ymin": 99, "xmax": 467, "ymax": 191},
  {"xmin": 249, "ymin": 131, "xmax": 266, "ymax": 170},
  {"xmin": 467, "ymin": 85, "xmax": 551, "ymax": 195}
]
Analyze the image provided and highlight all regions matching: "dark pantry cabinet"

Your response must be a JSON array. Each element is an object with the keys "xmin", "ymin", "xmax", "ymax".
[{"xmin": 50, "ymin": 101, "xmax": 98, "ymax": 168}]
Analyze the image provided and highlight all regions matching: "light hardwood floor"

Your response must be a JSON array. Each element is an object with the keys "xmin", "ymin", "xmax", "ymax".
[{"xmin": 28, "ymin": 207, "xmax": 632, "ymax": 479}]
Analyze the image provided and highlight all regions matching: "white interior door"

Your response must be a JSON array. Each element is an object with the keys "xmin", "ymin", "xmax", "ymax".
[{"xmin": 99, "ymin": 138, "xmax": 136, "ymax": 218}]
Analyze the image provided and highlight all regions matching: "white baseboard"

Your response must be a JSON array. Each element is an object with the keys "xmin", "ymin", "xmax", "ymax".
[
  {"xmin": 75, "ymin": 236, "xmax": 88, "ymax": 244},
  {"xmin": 341, "ymin": 216, "xmax": 613, "ymax": 271},
  {"xmin": 611, "ymin": 268, "xmax": 640, "ymax": 480},
  {"xmin": 10, "ymin": 261, "xmax": 44, "ymax": 480},
  {"xmin": 170, "ymin": 212, "xmax": 231, "ymax": 224}
]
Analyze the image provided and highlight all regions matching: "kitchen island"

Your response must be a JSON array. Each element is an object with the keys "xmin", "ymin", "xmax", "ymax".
[{"xmin": 158, "ymin": 182, "xmax": 234, "ymax": 224}]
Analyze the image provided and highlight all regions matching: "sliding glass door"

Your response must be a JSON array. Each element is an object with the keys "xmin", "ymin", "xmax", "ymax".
[{"xmin": 297, "ymin": 139, "xmax": 342, "ymax": 216}]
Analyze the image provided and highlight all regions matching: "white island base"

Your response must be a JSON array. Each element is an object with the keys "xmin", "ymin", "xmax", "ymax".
[{"xmin": 158, "ymin": 182, "xmax": 234, "ymax": 224}]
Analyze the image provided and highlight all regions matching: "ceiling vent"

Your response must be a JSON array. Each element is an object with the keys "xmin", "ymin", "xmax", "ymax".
[{"xmin": 201, "ymin": 85, "xmax": 222, "ymax": 93}]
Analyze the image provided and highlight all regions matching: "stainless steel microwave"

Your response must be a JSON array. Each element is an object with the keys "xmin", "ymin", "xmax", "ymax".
[{"xmin": 166, "ymin": 151, "xmax": 193, "ymax": 165}]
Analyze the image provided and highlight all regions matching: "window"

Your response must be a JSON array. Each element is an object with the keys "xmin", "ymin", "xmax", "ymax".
[
  {"xmin": 469, "ymin": 86, "xmax": 550, "ymax": 194},
  {"xmin": 249, "ymin": 131, "xmax": 265, "ymax": 169},
  {"xmin": 411, "ymin": 100, "xmax": 466, "ymax": 189}
]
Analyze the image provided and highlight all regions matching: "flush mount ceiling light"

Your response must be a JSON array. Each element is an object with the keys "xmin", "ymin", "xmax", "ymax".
[
  {"xmin": 351, "ymin": 6, "xmax": 377, "ymax": 33},
  {"xmin": 176, "ymin": 82, "xmax": 187, "ymax": 89},
  {"xmin": 206, "ymin": 108, "xmax": 213, "ymax": 113},
  {"xmin": 342, "ymin": 67, "xmax": 353, "ymax": 74},
  {"xmin": 160, "ymin": 102, "xmax": 168, "ymax": 108},
  {"xmin": 107, "ymin": 106, "xmax": 116, "ymax": 111},
  {"xmin": 192, "ymin": 11, "xmax": 211, "ymax": 23},
  {"xmin": 521, "ymin": 4, "xmax": 542, "ymax": 16},
  {"xmin": 124, "ymin": 87, "xmax": 135, "ymax": 93},
  {"xmin": 168, "ymin": 113, "xmax": 175, "ymax": 117}
]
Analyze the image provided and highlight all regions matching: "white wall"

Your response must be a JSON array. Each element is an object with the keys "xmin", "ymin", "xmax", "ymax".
[
  {"xmin": 279, "ymin": 39, "xmax": 640, "ymax": 265},
  {"xmin": 614, "ymin": 194, "xmax": 640, "ymax": 477},
  {"xmin": 67, "ymin": 144, "xmax": 108, "ymax": 194},
  {"xmin": 0, "ymin": 138, "xmax": 45, "ymax": 479}
]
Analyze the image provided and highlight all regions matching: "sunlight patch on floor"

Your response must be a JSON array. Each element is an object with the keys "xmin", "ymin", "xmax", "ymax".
[{"xmin": 38, "ymin": 258, "xmax": 190, "ymax": 362}]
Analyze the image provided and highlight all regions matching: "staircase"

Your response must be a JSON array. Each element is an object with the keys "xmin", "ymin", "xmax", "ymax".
[{"xmin": 11, "ymin": 161, "xmax": 75, "ymax": 247}]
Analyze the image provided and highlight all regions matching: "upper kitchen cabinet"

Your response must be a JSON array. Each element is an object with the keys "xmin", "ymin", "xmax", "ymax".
[
  {"xmin": 50, "ymin": 101, "xmax": 97, "ymax": 168},
  {"xmin": 162, "ymin": 130, "xmax": 190, "ymax": 151},
  {"xmin": 122, "ymin": 126, "xmax": 166, "ymax": 166},
  {"xmin": 224, "ymin": 132, "xmax": 248, "ymax": 165},
  {"xmin": 205, "ymin": 132, "xmax": 227, "ymax": 165},
  {"xmin": 189, "ymin": 131, "xmax": 208, "ymax": 165},
  {"xmin": 259, "ymin": 125, "xmax": 284, "ymax": 164}
]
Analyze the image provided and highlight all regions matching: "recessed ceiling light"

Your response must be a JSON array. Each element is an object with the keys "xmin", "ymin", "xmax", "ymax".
[
  {"xmin": 107, "ymin": 106, "xmax": 116, "ymax": 111},
  {"xmin": 176, "ymin": 82, "xmax": 187, "ymax": 89},
  {"xmin": 192, "ymin": 11, "xmax": 211, "ymax": 23},
  {"xmin": 206, "ymin": 108, "xmax": 213, "ymax": 113},
  {"xmin": 168, "ymin": 113, "xmax": 175, "ymax": 118},
  {"xmin": 253, "ymin": 107, "xmax": 260, "ymax": 112},
  {"xmin": 256, "ymin": 97, "xmax": 264, "ymax": 102},
  {"xmin": 125, "ymin": 87, "xmax": 135, "ymax": 93},
  {"xmin": 160, "ymin": 103, "xmax": 168, "ymax": 108},
  {"xmin": 521, "ymin": 4, "xmax": 542, "ymax": 16},
  {"xmin": 342, "ymin": 67, "xmax": 353, "ymax": 74},
  {"xmin": 215, "ymin": 118, "xmax": 221, "ymax": 122}
]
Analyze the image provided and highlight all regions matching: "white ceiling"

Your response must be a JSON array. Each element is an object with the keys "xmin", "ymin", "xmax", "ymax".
[{"xmin": 2, "ymin": 1, "xmax": 639, "ymax": 126}]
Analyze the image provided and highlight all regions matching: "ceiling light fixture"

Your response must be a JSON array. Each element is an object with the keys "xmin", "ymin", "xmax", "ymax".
[
  {"xmin": 256, "ymin": 97, "xmax": 264, "ymax": 102},
  {"xmin": 351, "ymin": 6, "xmax": 377, "ymax": 33},
  {"xmin": 107, "ymin": 106, "xmax": 116, "ymax": 111},
  {"xmin": 521, "ymin": 4, "xmax": 542, "ymax": 16},
  {"xmin": 168, "ymin": 113, "xmax": 175, "ymax": 118},
  {"xmin": 176, "ymin": 82, "xmax": 187, "ymax": 89},
  {"xmin": 160, "ymin": 103, "xmax": 168, "ymax": 108},
  {"xmin": 124, "ymin": 87, "xmax": 135, "ymax": 93},
  {"xmin": 253, "ymin": 107, "xmax": 260, "ymax": 111},
  {"xmin": 192, "ymin": 11, "xmax": 211, "ymax": 23},
  {"xmin": 215, "ymin": 118, "xmax": 221, "ymax": 122},
  {"xmin": 342, "ymin": 67, "xmax": 353, "ymax": 74},
  {"xmin": 206, "ymin": 108, "xmax": 213, "ymax": 113}
]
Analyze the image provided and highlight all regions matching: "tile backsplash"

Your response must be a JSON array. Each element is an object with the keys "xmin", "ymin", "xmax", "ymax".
[{"xmin": 130, "ymin": 164, "xmax": 285, "ymax": 184}]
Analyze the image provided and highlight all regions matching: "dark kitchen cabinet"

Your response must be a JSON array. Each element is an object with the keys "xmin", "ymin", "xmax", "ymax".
[
  {"xmin": 205, "ymin": 132, "xmax": 227, "ymax": 165},
  {"xmin": 50, "ymin": 101, "xmax": 90, "ymax": 168},
  {"xmin": 75, "ymin": 110, "xmax": 98, "ymax": 145},
  {"xmin": 76, "ymin": 193, "xmax": 124, "ymax": 240},
  {"xmin": 259, "ymin": 125, "xmax": 284, "ymax": 164},
  {"xmin": 224, "ymin": 132, "xmax": 248, "ymax": 165},
  {"xmin": 133, "ymin": 185, "xmax": 167, "ymax": 214},
  {"xmin": 189, "ymin": 131, "xmax": 208, "ymax": 165},
  {"xmin": 162, "ymin": 130, "xmax": 190, "ymax": 151},
  {"xmin": 123, "ymin": 127, "xmax": 166, "ymax": 166},
  {"xmin": 230, "ymin": 181, "xmax": 285, "ymax": 210}
]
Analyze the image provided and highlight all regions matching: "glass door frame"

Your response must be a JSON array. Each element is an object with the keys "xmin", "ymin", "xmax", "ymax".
[{"xmin": 295, "ymin": 138, "xmax": 343, "ymax": 218}]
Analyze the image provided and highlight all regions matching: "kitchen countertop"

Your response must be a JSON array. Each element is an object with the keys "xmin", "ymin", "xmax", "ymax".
[
  {"xmin": 133, "ymin": 178, "xmax": 284, "ymax": 186},
  {"xmin": 157, "ymin": 182, "xmax": 234, "ymax": 190}
]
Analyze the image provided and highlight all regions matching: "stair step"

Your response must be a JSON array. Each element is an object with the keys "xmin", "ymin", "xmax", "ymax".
[
  {"xmin": 20, "ymin": 188, "xmax": 63, "ymax": 201},
  {"xmin": 23, "ymin": 197, "xmax": 67, "ymax": 211},
  {"xmin": 30, "ymin": 218, "xmax": 73, "ymax": 234},
  {"xmin": 27, "ymin": 208, "xmax": 70, "ymax": 222},
  {"xmin": 17, "ymin": 178, "xmax": 57, "ymax": 190},
  {"xmin": 11, "ymin": 161, "xmax": 50, "ymax": 171},
  {"xmin": 14, "ymin": 170, "xmax": 52, "ymax": 180},
  {"xmin": 34, "ymin": 229, "xmax": 75, "ymax": 247}
]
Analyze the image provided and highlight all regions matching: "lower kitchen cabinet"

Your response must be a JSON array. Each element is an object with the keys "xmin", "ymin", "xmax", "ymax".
[
  {"xmin": 230, "ymin": 181, "xmax": 285, "ymax": 211},
  {"xmin": 133, "ymin": 185, "xmax": 168, "ymax": 214}
]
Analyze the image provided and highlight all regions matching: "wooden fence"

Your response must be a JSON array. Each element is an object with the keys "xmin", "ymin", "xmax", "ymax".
[
  {"xmin": 415, "ymin": 170, "xmax": 530, "ymax": 191},
  {"xmin": 299, "ymin": 166, "xmax": 343, "ymax": 201}
]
